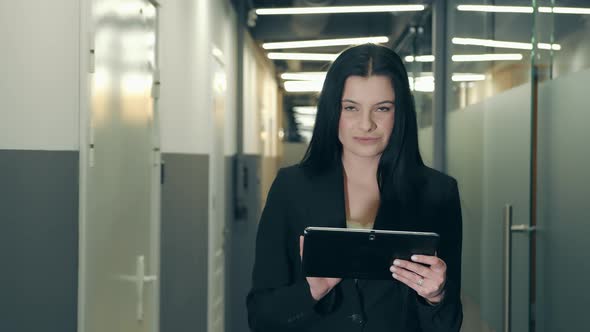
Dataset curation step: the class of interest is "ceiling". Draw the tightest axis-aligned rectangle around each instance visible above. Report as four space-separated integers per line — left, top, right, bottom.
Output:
235 0 435 141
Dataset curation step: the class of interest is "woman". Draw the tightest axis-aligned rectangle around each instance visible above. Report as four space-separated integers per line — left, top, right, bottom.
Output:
247 43 462 332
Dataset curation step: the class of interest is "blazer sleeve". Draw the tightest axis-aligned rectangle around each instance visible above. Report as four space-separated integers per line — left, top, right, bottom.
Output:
415 178 463 332
246 169 330 331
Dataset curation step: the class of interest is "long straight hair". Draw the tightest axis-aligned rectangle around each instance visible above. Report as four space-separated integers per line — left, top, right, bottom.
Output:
300 43 424 206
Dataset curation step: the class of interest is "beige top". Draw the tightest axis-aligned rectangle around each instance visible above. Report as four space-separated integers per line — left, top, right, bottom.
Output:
346 219 374 230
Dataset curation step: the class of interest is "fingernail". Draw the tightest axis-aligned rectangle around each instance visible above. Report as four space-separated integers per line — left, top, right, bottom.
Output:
411 255 418 261
390 266 396 273
393 260 401 266
392 273 397 278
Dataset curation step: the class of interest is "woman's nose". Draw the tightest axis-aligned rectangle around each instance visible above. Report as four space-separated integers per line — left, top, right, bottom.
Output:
359 112 376 132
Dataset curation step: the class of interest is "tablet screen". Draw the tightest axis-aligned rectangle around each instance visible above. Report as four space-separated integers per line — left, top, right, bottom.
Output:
302 227 439 280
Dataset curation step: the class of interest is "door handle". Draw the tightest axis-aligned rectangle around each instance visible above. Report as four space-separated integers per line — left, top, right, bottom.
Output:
116 255 157 321
504 204 513 332
504 204 537 332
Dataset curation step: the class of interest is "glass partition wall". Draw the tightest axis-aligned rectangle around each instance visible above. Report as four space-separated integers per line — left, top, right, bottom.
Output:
396 13 436 168
446 1 590 331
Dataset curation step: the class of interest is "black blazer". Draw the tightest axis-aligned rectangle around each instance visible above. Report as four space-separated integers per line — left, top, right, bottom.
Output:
247 163 463 332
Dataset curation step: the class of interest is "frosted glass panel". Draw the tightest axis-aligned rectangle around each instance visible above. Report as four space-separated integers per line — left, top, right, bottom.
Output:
447 105 483 305
481 84 531 332
81 1 159 331
446 83 531 332
536 68 590 332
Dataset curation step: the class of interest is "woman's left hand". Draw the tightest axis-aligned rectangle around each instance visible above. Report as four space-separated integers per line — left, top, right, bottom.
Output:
390 255 447 304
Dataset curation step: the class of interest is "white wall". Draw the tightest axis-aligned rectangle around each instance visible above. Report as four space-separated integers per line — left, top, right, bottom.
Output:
243 43 260 155
0 0 80 151
159 0 209 154
212 0 238 157
159 0 237 155
243 35 279 156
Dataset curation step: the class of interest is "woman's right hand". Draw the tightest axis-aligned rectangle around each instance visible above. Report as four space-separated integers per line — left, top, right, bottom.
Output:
299 235 342 301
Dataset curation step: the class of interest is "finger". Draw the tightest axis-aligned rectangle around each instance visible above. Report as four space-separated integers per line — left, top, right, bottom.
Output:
390 265 424 287
392 271 442 299
411 255 446 271
393 259 432 279
392 271 421 294
299 236 304 259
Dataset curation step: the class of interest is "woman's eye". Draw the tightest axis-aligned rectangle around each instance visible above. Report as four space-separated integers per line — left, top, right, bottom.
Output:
376 107 391 112
343 106 356 111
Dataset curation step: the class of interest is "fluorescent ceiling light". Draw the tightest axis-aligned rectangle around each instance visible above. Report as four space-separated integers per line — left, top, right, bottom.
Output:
293 106 317 115
268 52 338 61
404 53 523 62
263 36 388 50
457 5 533 13
452 53 523 61
537 43 562 51
539 6 590 14
281 72 327 80
299 131 313 143
408 77 435 92
255 5 425 15
284 80 323 92
452 37 561 51
407 73 485 91
452 73 486 82
458 4 590 15
294 116 317 127
404 55 435 62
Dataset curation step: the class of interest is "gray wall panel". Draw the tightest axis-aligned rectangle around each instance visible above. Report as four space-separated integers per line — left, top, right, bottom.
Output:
0 150 79 332
160 153 209 332
228 154 262 332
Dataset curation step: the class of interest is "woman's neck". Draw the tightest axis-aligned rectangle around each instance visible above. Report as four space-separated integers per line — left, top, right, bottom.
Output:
341 152 380 184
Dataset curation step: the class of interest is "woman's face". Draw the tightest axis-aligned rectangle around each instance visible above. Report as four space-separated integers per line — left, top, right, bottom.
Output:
338 75 395 160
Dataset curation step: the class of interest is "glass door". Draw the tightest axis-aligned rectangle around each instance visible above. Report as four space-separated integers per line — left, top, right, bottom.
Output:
446 1 536 331
79 1 160 331
534 1 590 331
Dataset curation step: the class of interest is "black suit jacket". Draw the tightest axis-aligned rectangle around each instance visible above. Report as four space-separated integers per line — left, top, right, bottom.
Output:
247 163 463 332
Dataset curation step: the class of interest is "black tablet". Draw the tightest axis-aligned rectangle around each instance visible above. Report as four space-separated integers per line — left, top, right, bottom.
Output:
302 227 440 280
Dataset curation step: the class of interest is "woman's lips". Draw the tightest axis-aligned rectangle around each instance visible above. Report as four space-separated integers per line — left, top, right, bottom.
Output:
354 137 380 143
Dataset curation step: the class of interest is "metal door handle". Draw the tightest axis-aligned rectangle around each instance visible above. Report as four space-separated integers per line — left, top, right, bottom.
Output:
116 255 157 321
504 204 537 332
504 204 512 332
511 224 537 232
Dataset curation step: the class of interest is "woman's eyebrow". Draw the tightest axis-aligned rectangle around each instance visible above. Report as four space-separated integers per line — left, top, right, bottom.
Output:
341 99 395 105
374 100 395 105
341 99 358 104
